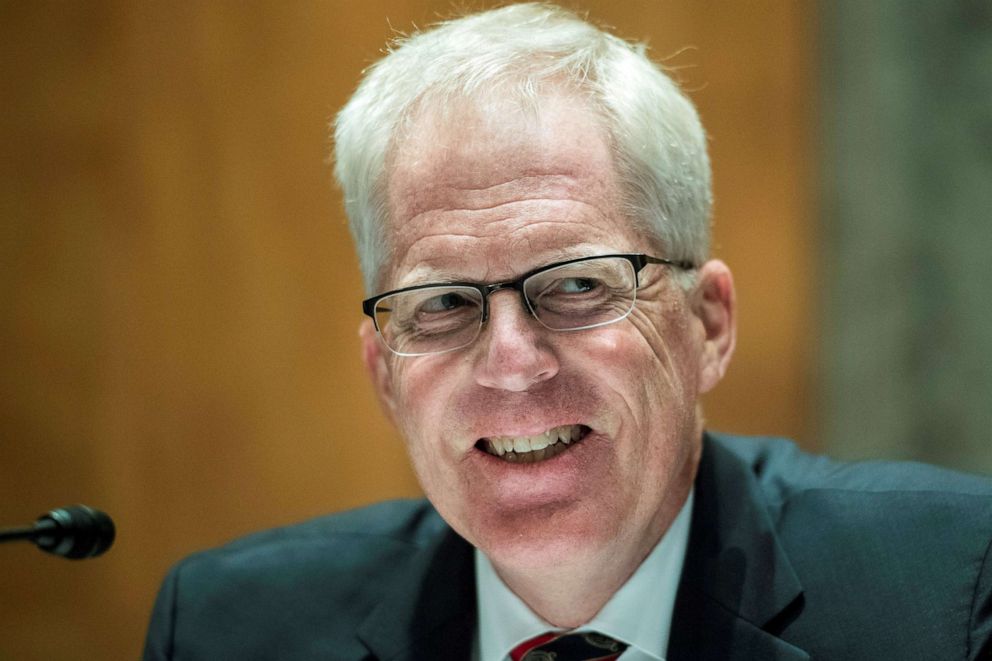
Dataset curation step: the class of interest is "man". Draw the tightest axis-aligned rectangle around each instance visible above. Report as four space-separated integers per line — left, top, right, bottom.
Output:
143 4 992 659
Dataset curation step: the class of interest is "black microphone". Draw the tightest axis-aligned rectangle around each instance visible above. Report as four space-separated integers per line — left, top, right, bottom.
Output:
0 505 116 559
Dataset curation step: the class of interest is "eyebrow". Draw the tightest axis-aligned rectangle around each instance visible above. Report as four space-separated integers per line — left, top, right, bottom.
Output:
396 245 613 288
394 265 464 288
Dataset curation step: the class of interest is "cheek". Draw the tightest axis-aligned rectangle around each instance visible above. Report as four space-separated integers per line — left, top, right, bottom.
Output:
579 316 700 463
388 356 464 461
575 324 698 525
584 314 696 401
630 302 700 392
391 355 448 413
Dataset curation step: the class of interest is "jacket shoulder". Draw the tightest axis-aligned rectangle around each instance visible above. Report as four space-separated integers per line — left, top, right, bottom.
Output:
707 432 992 570
708 431 992 501
175 499 448 585
704 432 992 659
143 499 450 660
208 498 447 554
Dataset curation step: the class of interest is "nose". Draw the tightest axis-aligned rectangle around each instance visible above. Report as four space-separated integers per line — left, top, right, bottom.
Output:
473 290 559 392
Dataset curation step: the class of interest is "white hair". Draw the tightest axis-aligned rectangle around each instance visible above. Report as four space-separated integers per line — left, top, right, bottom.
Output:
334 2 711 293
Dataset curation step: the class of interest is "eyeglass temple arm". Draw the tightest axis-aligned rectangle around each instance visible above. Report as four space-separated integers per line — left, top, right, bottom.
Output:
643 255 696 271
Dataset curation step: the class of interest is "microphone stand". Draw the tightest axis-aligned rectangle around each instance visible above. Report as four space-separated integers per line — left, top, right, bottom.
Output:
0 524 42 543
0 505 115 559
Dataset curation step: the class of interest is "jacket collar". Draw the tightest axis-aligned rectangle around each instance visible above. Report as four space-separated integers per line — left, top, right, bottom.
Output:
357 519 476 660
667 433 808 660
358 432 808 660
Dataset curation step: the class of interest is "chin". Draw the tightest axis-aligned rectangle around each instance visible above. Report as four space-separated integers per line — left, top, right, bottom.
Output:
457 499 619 569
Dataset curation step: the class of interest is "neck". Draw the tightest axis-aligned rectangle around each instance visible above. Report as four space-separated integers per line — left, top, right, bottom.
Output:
491 482 693 628
495 552 637 627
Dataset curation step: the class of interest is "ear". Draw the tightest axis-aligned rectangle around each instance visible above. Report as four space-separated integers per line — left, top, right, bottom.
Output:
691 259 737 394
360 318 398 423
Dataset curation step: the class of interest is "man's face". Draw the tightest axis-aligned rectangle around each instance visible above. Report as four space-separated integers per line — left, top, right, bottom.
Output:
362 93 733 573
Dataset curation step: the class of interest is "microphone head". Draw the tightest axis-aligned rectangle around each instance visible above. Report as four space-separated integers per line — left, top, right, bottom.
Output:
34 505 116 559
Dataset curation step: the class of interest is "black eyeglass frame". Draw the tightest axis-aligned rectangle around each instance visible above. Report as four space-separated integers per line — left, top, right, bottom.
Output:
361 253 696 329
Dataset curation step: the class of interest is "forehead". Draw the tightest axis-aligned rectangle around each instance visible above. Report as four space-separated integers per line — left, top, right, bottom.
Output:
390 92 610 210
384 93 639 286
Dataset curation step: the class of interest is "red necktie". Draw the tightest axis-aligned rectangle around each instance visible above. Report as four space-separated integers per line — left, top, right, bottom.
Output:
510 631 628 661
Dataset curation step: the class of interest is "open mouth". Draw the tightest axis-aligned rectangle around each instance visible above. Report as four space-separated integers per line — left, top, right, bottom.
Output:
476 424 591 464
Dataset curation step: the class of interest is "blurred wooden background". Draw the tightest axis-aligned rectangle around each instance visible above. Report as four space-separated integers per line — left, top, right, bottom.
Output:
0 1 814 658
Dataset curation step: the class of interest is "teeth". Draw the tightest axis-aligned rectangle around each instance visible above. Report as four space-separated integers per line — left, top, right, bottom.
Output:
484 425 584 459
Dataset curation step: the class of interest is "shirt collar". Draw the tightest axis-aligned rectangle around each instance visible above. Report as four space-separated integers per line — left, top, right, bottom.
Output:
475 490 694 661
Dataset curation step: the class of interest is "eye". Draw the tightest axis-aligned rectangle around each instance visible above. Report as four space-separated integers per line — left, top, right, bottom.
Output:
555 277 601 294
419 291 475 313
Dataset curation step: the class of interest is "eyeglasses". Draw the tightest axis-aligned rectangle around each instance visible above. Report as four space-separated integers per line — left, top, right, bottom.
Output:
362 253 695 357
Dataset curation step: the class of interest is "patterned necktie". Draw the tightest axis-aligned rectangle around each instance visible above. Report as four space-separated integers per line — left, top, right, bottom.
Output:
510 631 628 661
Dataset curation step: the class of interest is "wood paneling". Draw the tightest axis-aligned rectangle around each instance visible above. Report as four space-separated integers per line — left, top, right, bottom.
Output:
0 2 813 658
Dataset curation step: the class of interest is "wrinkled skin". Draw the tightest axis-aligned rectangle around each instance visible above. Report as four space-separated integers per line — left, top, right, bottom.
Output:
361 92 735 624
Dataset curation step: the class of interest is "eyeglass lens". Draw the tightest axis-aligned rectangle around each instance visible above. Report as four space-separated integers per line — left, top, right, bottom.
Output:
373 256 638 356
375 286 485 356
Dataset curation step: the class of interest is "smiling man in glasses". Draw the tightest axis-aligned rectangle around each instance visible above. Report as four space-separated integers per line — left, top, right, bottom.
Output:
144 4 992 660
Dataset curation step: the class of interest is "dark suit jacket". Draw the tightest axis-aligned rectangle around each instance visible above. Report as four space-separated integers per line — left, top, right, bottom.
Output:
143 433 992 660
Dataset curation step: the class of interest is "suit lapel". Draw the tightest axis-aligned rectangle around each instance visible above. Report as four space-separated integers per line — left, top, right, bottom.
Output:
668 434 809 661
357 523 477 660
